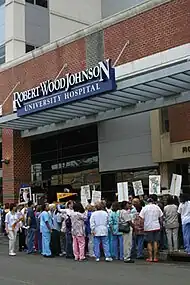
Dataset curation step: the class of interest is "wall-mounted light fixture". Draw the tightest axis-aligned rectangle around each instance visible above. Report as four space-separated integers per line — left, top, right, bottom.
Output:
1 159 10 165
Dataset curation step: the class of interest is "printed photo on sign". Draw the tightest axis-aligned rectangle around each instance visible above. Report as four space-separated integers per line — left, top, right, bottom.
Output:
117 182 128 202
170 174 182 197
19 187 32 204
81 185 91 200
132 180 144 196
91 191 101 206
80 187 89 208
149 175 161 195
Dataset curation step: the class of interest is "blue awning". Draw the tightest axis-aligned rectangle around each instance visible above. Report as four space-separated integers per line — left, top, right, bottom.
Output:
0 44 190 137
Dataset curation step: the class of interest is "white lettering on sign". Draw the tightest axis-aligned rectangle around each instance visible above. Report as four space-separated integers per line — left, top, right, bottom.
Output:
13 59 111 109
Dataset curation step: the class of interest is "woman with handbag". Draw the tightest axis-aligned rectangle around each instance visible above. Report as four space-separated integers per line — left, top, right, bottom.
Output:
119 201 134 263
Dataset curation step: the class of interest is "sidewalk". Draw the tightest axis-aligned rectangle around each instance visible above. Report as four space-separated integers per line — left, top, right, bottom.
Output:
0 234 189 262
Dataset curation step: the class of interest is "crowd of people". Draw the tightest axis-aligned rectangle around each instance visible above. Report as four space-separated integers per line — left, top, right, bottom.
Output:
1 193 190 262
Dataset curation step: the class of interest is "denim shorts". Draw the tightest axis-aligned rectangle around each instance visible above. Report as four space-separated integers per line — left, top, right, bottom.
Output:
145 230 160 242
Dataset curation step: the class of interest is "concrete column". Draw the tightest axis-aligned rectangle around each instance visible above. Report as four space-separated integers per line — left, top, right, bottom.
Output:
5 0 25 62
160 162 169 189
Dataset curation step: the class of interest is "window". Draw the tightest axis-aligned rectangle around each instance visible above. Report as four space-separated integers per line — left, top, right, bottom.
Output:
0 0 5 6
36 0 48 8
26 0 34 3
25 44 39 53
161 108 169 133
0 44 5 65
26 44 35 53
25 0 48 8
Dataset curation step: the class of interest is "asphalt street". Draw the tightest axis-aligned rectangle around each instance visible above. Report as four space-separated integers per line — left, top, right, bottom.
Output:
0 240 189 285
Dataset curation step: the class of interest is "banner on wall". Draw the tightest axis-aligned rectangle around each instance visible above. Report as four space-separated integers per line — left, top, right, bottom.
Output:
170 174 182 197
149 175 161 195
117 182 129 202
132 180 144 196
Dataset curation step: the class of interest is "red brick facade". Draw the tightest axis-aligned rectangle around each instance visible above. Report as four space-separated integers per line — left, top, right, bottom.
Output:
0 0 190 202
2 129 31 203
168 103 190 143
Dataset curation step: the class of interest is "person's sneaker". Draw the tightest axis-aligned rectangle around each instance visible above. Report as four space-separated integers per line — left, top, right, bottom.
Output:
124 259 134 263
9 252 16 256
105 257 113 262
96 258 100 262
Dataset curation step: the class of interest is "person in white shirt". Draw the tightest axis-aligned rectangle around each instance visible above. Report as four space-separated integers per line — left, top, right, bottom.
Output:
178 194 190 254
139 198 163 262
5 203 21 256
90 202 112 262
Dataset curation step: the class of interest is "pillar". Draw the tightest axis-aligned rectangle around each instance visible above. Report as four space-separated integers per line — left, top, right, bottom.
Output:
159 162 169 189
2 129 31 204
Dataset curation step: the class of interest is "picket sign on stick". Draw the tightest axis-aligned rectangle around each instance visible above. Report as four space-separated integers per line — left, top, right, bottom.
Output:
170 174 182 197
80 185 90 207
117 182 129 202
91 191 101 206
149 175 161 195
132 180 144 196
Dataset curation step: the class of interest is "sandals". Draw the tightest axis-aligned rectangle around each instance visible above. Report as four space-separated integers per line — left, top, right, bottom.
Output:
146 258 159 262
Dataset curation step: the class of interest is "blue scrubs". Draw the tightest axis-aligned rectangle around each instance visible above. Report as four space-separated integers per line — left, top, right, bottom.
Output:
40 211 52 256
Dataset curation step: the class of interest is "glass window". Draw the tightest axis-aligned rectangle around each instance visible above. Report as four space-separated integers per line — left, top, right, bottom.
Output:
26 0 34 4
0 0 5 6
36 0 48 8
26 44 35 53
0 44 5 65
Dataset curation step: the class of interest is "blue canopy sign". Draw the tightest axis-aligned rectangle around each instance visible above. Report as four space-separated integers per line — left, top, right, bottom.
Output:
13 59 116 117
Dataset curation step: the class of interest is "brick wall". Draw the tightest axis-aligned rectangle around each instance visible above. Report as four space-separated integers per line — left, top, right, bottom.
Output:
2 129 31 203
104 0 190 65
0 39 86 115
168 103 190 143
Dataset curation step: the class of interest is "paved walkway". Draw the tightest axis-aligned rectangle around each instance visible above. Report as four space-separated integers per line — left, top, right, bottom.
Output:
0 242 189 285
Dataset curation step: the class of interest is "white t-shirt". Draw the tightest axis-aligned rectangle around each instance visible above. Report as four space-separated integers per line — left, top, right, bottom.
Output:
139 203 163 232
5 211 19 231
178 201 190 225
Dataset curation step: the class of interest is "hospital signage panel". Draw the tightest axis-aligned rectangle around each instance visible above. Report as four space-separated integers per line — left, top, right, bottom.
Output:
14 59 116 117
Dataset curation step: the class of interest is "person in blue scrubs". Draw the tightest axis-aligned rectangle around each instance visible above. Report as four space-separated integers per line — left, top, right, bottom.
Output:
40 203 53 258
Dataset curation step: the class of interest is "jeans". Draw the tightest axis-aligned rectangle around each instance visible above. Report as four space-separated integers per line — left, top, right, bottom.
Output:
27 228 36 253
94 236 110 259
66 232 73 257
108 229 113 257
60 232 66 254
8 230 17 254
72 236 85 260
87 234 94 257
37 230 42 253
112 235 124 260
182 223 190 254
